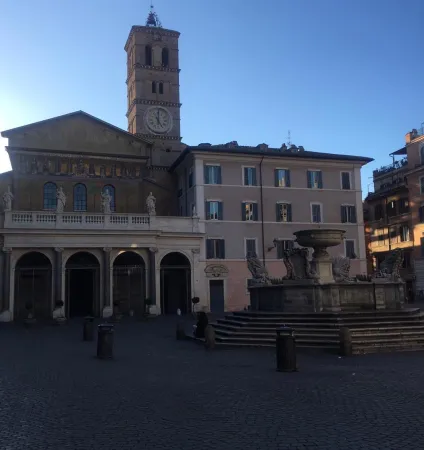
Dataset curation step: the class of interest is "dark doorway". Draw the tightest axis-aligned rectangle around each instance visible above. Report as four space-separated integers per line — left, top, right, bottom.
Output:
160 252 191 315
14 252 52 321
66 252 99 318
209 280 225 313
113 252 145 315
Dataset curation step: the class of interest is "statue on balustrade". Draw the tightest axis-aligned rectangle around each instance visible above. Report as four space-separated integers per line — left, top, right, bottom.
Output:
101 190 112 214
2 186 14 212
56 187 66 213
146 192 156 216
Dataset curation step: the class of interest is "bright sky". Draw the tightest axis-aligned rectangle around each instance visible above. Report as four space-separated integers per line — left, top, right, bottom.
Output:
1 0 423 195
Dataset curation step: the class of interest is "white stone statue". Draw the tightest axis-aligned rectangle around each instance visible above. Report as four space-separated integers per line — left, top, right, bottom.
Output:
101 190 112 214
192 205 198 218
56 186 66 213
146 192 156 216
2 186 14 212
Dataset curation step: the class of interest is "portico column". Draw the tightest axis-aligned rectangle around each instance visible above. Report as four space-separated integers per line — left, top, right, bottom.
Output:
0 247 12 321
148 247 158 312
102 247 112 317
54 248 64 307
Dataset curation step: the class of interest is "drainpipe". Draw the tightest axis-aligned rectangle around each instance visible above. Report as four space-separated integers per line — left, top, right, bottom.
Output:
259 156 265 266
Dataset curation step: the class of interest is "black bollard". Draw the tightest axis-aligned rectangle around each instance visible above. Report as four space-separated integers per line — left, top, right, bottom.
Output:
339 327 352 357
83 316 95 341
276 326 297 372
97 324 114 359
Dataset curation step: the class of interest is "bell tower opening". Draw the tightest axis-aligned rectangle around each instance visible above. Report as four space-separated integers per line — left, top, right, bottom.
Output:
125 4 182 166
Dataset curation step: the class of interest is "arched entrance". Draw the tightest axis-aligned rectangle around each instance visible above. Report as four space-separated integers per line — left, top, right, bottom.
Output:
160 252 191 315
14 252 52 321
66 252 100 318
113 251 145 315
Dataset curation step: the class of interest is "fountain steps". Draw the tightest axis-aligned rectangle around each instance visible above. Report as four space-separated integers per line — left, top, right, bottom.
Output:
211 309 424 353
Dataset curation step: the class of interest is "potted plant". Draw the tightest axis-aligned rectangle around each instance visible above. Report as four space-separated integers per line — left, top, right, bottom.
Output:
191 296 200 315
24 301 36 327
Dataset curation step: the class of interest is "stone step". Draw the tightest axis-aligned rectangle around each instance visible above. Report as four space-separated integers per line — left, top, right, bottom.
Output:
216 335 339 345
213 324 340 334
215 329 339 339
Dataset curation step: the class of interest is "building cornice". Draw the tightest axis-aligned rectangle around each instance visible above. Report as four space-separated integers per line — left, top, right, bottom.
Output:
126 63 180 82
136 133 180 141
125 26 180 51
126 98 182 117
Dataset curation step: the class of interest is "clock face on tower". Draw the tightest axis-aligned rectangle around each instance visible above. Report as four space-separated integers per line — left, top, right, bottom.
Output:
144 106 173 134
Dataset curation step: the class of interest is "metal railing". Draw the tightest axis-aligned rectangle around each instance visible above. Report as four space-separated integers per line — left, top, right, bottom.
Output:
373 157 408 177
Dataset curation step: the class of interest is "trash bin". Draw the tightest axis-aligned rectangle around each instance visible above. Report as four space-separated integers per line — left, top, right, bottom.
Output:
97 323 114 359
276 326 297 372
83 316 95 341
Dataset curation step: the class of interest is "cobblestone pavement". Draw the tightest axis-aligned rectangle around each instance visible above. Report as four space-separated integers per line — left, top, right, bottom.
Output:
1 318 424 450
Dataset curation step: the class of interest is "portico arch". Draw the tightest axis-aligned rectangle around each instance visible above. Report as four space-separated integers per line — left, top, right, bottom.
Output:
112 251 146 316
14 251 52 321
160 252 191 315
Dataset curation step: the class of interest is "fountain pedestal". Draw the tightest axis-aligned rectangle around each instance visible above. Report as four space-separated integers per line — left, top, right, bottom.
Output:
311 247 335 284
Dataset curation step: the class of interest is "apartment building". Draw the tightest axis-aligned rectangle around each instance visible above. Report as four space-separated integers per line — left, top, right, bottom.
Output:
172 144 371 311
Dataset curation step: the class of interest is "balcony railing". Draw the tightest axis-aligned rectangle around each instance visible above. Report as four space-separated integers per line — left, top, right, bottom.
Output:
373 157 408 177
3 211 205 234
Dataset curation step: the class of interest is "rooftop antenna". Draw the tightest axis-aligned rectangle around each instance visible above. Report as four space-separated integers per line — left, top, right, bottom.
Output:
287 130 291 146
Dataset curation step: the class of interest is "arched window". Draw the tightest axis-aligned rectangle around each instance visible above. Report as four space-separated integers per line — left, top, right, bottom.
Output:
152 81 156 94
43 182 57 210
162 48 169 67
145 45 152 65
73 183 87 211
159 82 164 95
102 185 116 212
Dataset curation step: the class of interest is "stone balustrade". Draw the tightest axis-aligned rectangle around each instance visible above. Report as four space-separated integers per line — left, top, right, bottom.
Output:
3 211 204 233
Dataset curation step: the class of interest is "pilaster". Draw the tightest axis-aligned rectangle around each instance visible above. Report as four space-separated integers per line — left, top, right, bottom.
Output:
102 247 113 318
0 247 12 321
148 247 158 313
54 248 64 306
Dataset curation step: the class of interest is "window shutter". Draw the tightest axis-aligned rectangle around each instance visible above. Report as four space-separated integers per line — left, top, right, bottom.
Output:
342 172 350 189
218 202 223 220
307 171 312 188
318 171 323 188
206 239 213 259
351 206 357 223
287 204 292 222
204 166 209 184
219 240 226 259
286 170 291 187
341 206 347 223
253 203 258 221
276 203 281 222
252 168 257 186
243 168 248 185
241 202 246 221
217 167 222 184
274 169 279 187
288 240 294 250
205 201 210 220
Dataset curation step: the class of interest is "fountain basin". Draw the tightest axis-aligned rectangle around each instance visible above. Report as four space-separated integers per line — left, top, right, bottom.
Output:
294 229 346 249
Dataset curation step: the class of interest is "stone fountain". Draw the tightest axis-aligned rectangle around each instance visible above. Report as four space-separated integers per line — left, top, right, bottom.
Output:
247 228 405 313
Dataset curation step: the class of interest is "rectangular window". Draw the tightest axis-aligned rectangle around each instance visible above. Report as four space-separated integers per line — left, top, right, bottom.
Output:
420 177 424 194
204 165 222 185
402 252 411 269
276 203 292 222
400 224 410 242
386 200 397 217
341 205 357 223
377 228 385 247
345 240 356 259
307 170 323 189
311 203 322 223
274 169 291 187
242 202 258 221
188 167 193 188
245 238 257 257
276 240 294 259
341 171 351 190
399 198 409 214
389 226 398 244
374 204 384 220
206 239 225 259
243 167 257 186
205 201 223 220
420 205 424 223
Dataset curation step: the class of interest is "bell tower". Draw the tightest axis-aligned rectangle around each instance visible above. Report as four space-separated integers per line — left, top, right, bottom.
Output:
125 5 182 165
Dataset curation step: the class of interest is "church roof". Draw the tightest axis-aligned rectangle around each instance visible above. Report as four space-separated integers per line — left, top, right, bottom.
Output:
1 110 152 145
169 144 373 172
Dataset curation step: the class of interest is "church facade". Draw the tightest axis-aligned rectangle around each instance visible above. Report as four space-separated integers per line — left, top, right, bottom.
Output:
0 9 372 321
